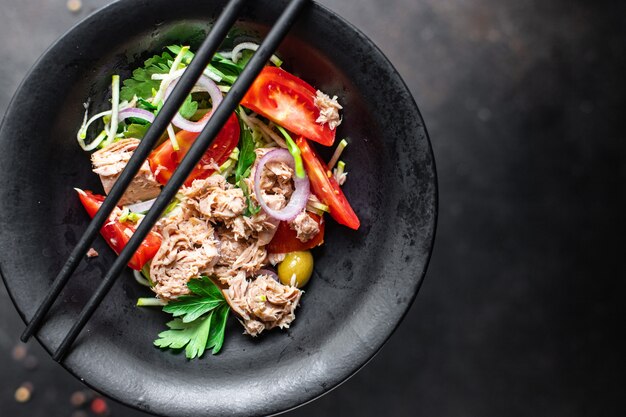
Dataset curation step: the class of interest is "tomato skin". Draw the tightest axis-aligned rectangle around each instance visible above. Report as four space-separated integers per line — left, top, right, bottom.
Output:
296 137 360 230
148 112 240 187
240 67 336 146
76 190 162 271
267 213 325 253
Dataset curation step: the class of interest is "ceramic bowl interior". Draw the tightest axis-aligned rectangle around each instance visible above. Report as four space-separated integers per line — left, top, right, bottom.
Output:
0 1 436 416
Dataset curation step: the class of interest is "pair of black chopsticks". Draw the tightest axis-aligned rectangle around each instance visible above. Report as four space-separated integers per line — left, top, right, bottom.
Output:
21 0 310 362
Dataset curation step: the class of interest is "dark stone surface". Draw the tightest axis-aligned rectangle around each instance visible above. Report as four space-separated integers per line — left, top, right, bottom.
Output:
1 0 624 416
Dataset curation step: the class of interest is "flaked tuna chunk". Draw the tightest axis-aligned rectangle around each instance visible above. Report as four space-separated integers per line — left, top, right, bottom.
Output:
182 176 246 220
289 210 321 242
225 211 279 242
224 274 302 336
213 229 268 284
150 216 220 300
166 176 278 285
314 90 342 130
246 148 295 211
267 252 286 266
91 138 161 206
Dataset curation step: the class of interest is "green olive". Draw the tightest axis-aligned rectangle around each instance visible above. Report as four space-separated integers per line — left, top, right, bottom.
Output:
277 251 314 288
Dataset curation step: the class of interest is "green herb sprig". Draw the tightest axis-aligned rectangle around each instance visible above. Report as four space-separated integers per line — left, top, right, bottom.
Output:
154 276 230 359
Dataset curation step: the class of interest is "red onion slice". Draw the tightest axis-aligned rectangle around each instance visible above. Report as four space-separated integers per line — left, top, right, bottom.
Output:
118 108 156 124
125 198 156 213
164 74 223 132
257 268 279 282
253 149 310 222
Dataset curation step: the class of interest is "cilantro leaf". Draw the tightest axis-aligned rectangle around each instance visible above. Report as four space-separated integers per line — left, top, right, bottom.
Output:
120 52 173 101
155 276 230 359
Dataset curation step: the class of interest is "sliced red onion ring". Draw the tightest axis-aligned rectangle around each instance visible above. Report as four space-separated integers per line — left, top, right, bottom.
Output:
118 108 156 124
257 268 279 282
254 149 310 222
164 74 223 132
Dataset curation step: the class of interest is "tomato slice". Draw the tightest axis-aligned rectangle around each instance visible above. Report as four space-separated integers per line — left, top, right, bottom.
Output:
148 112 240 187
240 67 336 146
296 137 360 230
267 213 325 253
76 189 162 271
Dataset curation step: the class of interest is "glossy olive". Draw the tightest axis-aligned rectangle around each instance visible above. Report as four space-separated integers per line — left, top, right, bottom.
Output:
278 251 314 288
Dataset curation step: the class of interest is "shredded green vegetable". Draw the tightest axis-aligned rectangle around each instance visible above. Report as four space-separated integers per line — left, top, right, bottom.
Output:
137 298 166 307
276 125 306 179
328 138 348 170
105 75 120 146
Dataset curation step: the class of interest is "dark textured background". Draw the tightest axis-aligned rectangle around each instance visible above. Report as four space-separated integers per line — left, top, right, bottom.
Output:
1 0 624 416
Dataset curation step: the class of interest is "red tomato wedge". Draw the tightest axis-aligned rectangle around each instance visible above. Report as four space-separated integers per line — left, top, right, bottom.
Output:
148 112 240 187
76 189 162 271
267 213 325 253
240 66 336 146
296 137 360 230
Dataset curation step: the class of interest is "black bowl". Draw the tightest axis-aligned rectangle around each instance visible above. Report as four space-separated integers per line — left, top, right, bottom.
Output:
0 0 437 416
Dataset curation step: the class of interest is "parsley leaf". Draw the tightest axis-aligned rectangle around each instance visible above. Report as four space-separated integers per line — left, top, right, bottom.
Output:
233 111 261 217
136 98 158 111
120 52 173 101
123 123 149 139
154 317 212 359
166 45 195 65
167 45 241 85
207 304 229 354
178 94 199 119
187 276 224 299
241 180 261 217
235 114 256 184
163 277 225 323
154 276 230 359
236 50 254 68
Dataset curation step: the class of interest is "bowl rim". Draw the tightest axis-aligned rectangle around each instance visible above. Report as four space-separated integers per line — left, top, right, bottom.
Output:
0 0 438 415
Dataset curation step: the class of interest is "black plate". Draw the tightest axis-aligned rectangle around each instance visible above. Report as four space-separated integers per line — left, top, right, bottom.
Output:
0 0 436 415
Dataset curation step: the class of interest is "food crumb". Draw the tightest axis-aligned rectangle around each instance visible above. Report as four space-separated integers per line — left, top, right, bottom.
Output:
11 343 27 361
67 0 82 13
87 248 99 258
14 383 33 403
91 397 108 415
70 391 87 407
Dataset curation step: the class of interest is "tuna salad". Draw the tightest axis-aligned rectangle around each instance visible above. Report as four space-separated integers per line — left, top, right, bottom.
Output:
75 43 359 359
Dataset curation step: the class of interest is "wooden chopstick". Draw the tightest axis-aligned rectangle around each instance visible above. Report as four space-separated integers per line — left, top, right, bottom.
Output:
50 0 310 362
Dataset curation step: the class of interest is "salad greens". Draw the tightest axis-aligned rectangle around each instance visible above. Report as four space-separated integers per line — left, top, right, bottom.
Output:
235 111 262 217
77 41 344 359
167 44 256 85
277 125 306 179
154 276 230 359
120 52 173 101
